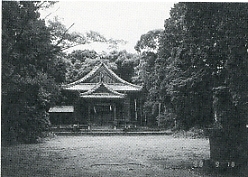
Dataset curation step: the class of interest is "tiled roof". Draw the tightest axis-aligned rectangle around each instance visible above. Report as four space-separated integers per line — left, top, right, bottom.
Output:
80 82 126 99
62 62 142 92
80 94 125 99
64 83 141 92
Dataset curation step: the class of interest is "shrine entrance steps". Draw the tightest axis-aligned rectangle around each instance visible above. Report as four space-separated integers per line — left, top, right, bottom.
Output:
52 125 173 136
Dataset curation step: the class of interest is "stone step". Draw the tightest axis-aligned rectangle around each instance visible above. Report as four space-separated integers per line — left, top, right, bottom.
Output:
80 129 123 132
55 131 173 136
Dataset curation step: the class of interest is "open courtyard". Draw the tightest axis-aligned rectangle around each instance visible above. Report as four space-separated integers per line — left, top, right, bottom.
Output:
0 135 223 177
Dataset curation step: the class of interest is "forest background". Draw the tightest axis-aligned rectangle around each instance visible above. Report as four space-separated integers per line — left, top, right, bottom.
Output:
2 2 248 145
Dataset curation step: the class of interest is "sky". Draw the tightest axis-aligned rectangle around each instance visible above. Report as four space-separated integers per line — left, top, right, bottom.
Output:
40 1 176 53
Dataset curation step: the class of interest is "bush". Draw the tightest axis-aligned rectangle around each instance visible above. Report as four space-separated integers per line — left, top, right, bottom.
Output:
172 127 206 139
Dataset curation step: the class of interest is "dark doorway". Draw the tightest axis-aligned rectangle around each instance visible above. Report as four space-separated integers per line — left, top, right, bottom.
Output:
91 103 114 127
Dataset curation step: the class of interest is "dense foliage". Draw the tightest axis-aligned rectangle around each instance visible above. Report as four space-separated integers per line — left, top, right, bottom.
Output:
64 49 139 84
2 1 66 144
2 2 247 147
136 3 248 130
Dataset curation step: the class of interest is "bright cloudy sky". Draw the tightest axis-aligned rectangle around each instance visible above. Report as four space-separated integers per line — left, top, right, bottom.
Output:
40 1 176 53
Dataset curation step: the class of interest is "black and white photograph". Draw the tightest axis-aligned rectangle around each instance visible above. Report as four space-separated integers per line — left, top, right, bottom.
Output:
2 1 248 176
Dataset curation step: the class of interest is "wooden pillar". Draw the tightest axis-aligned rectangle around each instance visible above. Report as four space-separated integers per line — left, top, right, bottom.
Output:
122 97 131 128
134 99 137 127
73 98 80 124
73 102 77 124
134 99 137 120
88 104 91 130
113 103 117 129
127 97 131 122
121 101 126 128
139 99 142 125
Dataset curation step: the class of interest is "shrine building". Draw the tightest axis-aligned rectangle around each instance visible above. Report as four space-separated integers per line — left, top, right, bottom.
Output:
49 62 143 129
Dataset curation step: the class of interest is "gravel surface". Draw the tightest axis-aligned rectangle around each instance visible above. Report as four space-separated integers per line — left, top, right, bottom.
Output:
1 135 232 177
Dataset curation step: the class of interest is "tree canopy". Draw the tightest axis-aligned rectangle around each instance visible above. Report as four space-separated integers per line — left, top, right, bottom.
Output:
2 1 66 144
135 3 248 130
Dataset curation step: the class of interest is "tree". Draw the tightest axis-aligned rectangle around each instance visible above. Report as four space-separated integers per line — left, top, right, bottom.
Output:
2 1 66 144
47 17 86 51
141 3 248 131
151 3 215 129
139 2 248 162
134 29 162 86
183 2 248 161
134 29 164 126
64 49 140 84
113 50 138 83
184 2 248 117
134 29 163 54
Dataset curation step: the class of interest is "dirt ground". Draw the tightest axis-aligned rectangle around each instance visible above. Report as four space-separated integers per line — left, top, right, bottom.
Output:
1 135 244 177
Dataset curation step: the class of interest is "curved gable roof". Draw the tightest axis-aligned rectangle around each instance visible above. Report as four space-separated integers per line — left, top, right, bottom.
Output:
63 62 142 92
80 82 126 99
